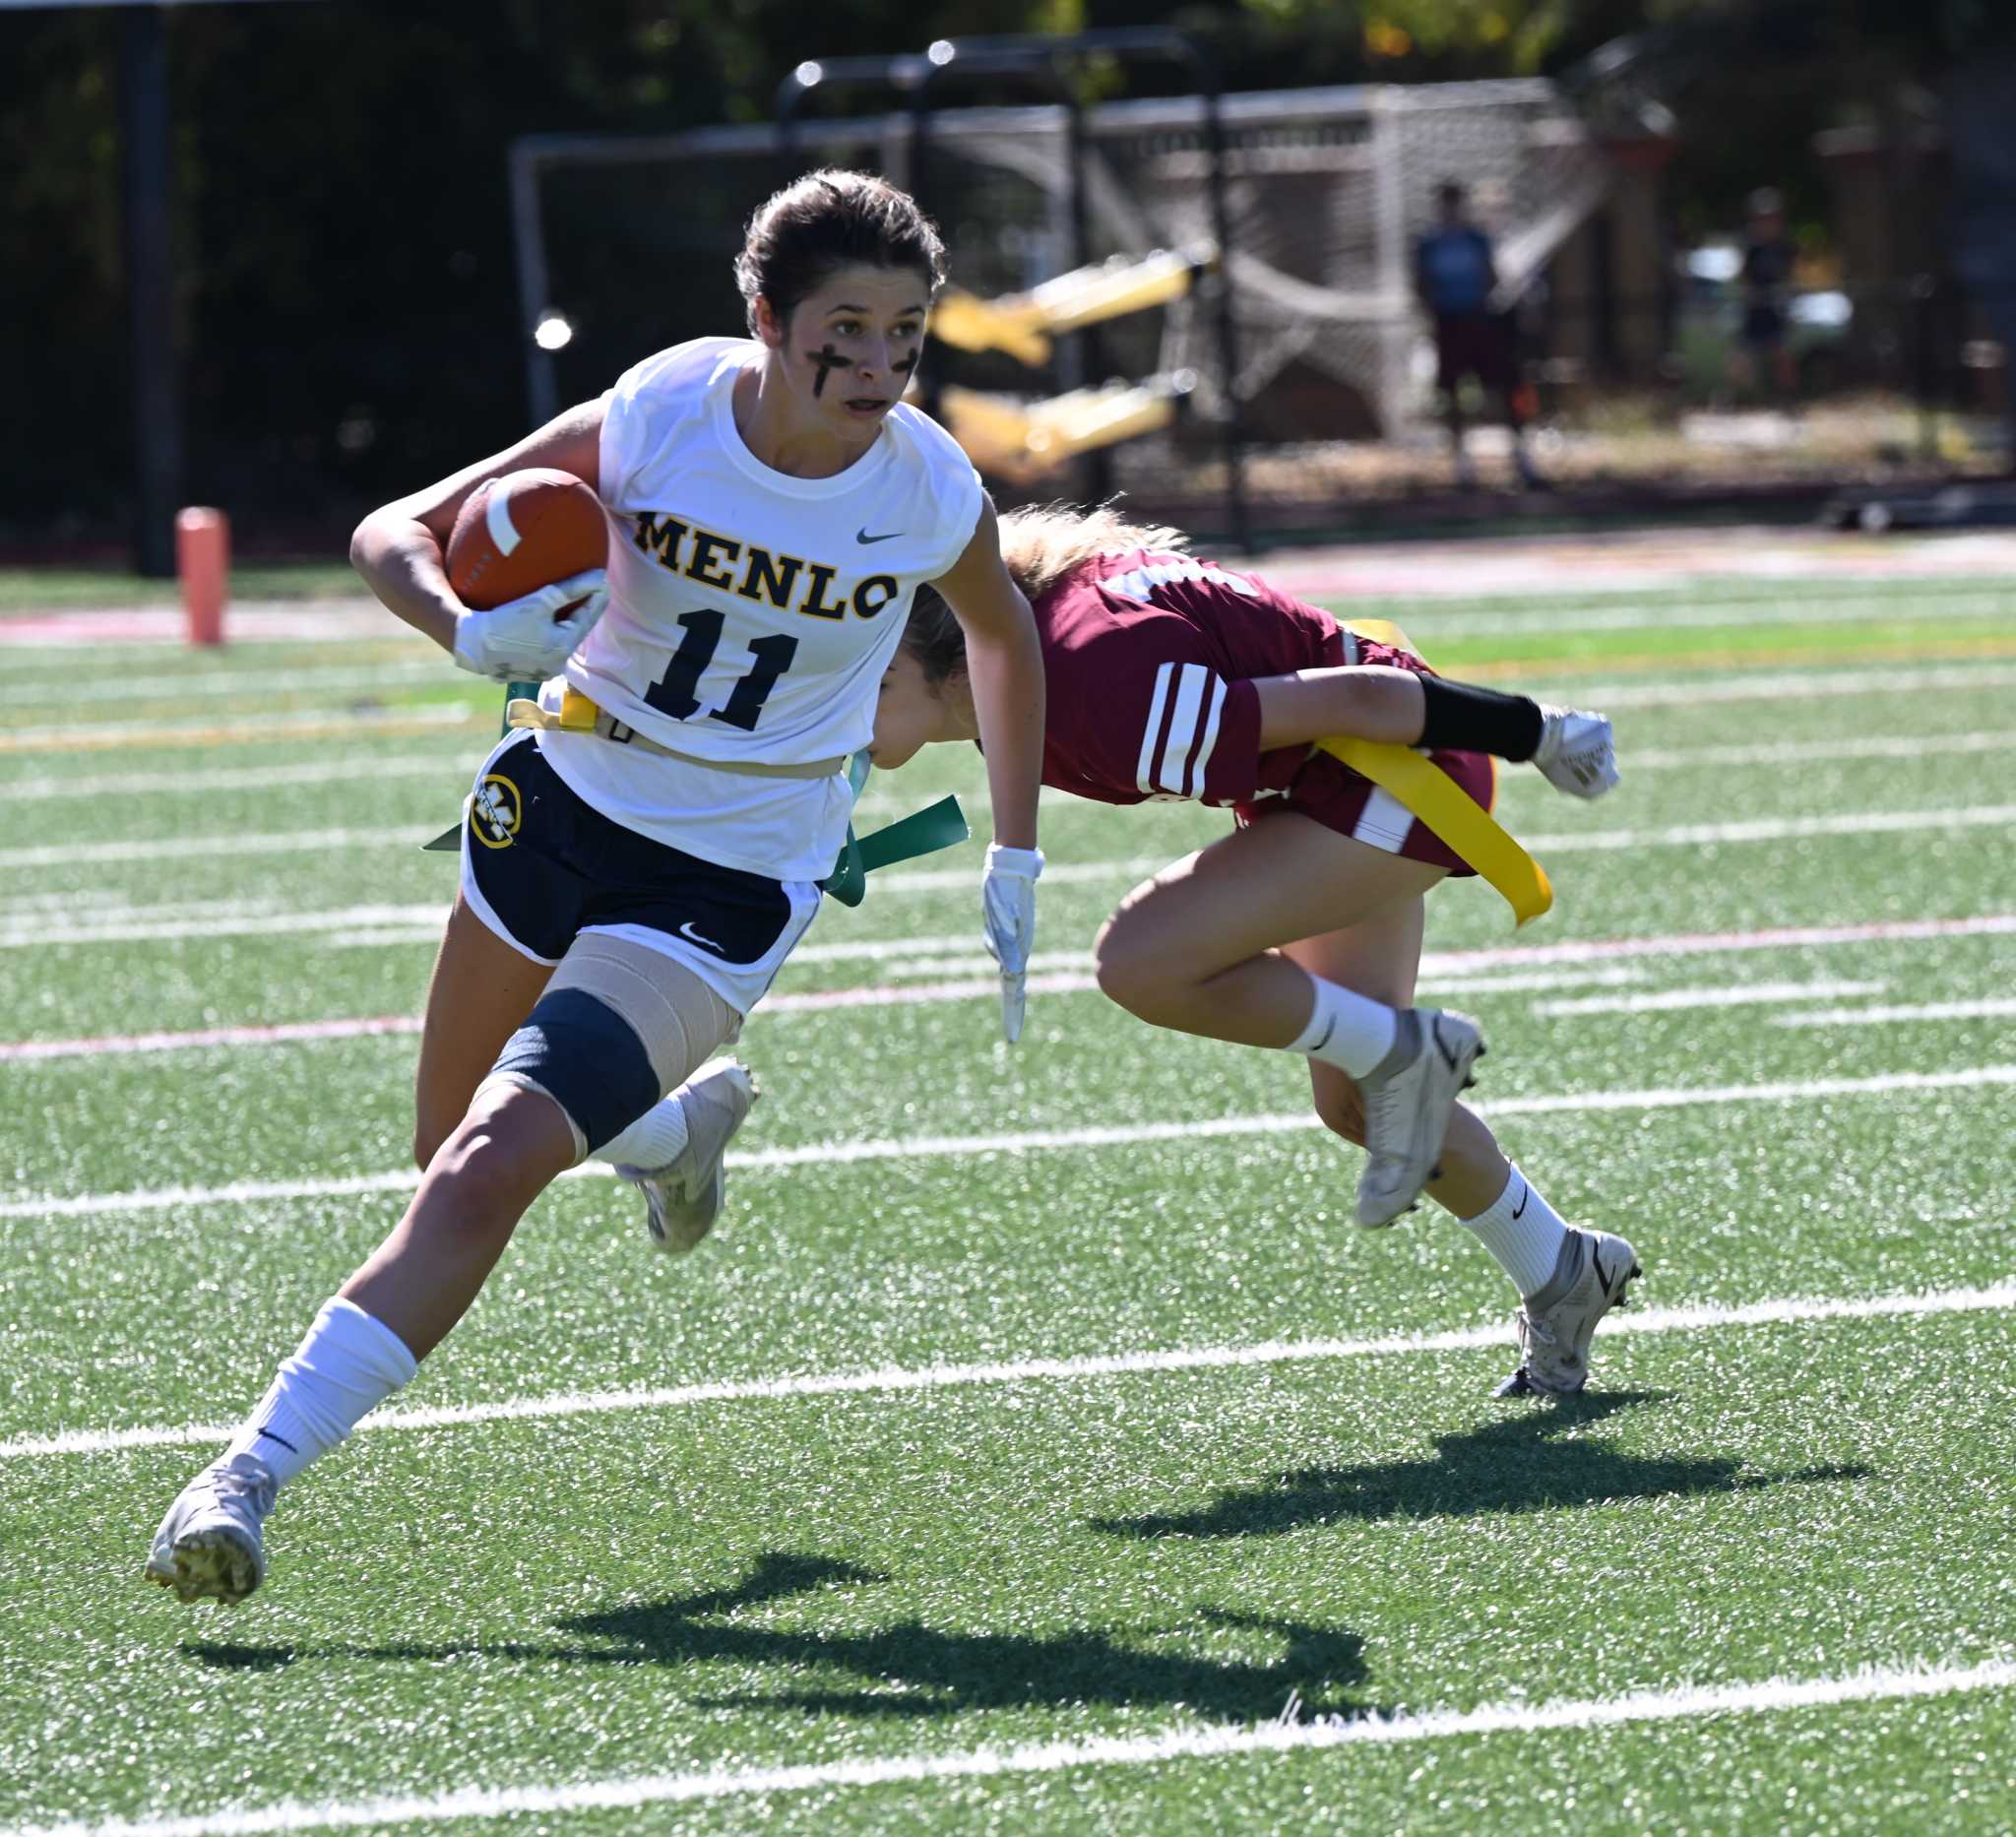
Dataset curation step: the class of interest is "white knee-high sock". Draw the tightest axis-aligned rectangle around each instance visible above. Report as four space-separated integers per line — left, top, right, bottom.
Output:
223 1298 417 1489
597 1092 690 1172
1459 1164 1571 1299
1285 971 1399 1079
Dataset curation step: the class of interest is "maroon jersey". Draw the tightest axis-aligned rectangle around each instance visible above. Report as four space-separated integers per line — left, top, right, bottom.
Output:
1031 548 1346 807
1029 547 1493 878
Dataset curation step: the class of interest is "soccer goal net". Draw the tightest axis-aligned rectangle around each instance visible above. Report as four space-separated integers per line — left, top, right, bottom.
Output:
511 78 1607 510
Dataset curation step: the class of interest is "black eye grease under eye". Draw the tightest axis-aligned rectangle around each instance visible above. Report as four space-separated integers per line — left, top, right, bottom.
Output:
805 344 849 397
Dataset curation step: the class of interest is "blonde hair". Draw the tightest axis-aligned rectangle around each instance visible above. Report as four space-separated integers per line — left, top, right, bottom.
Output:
901 501 1193 689
996 501 1190 602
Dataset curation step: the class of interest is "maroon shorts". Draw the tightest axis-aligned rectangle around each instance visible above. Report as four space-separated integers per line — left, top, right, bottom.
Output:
1233 747 1496 876
1434 311 1515 394
1229 637 1496 876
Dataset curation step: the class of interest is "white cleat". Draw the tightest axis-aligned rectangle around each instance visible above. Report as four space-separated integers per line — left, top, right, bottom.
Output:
1354 1007 1484 1228
1495 1228 1643 1397
145 1452 275 1606
1533 707 1619 799
618 1059 760 1255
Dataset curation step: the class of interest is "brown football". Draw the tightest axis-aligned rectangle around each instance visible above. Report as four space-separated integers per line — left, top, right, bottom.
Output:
447 468 608 612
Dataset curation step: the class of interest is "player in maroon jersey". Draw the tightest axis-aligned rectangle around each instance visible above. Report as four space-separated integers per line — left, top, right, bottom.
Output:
872 502 1637 1396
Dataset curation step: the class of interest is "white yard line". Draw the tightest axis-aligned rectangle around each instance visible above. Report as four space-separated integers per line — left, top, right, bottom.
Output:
726 1066 2016 1172
0 904 445 952
2 1063 2011 1224
5 917 2009 1056
10 906 2008 966
1533 980 1886 1018
0 726 1999 828
1418 911 2016 973
763 972 1099 1011
791 931 1028 964
0 967 1649 1059
1518 802 2016 855
0 1016 428 1061
0 754 468 803
17 660 447 708
1573 661 2016 709
6 1657 2014 1836
0 828 433 869
1396 587 2016 636
1774 998 2016 1028
1627 728 2016 772
11 799 2007 875
0 702 477 754
4 1278 2012 1462
4 722 1999 806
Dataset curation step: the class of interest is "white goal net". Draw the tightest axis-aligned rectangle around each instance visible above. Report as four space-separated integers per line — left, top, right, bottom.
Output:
514 78 1609 498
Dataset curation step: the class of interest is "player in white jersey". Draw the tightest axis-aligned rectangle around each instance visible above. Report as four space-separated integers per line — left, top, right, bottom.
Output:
146 170 1046 1606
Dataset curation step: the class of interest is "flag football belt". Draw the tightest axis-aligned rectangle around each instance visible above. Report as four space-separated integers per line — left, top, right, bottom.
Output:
506 685 845 780
821 751 968 908
418 683 969 900
1326 618 1553 928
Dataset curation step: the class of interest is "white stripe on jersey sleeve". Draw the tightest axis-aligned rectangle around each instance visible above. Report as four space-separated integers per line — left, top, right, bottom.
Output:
1136 662 1175 796
1154 664 1209 796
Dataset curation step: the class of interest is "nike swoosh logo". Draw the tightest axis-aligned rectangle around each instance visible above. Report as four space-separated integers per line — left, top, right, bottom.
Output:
677 921 724 953
1590 1243 1615 1297
855 528 904 544
1511 1180 1529 1221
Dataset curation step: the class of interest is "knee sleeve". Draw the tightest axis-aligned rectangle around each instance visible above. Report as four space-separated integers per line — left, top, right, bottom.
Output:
478 933 738 1161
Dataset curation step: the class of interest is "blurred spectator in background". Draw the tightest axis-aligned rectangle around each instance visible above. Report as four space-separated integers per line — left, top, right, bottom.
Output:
1416 179 1544 491
1736 186 1798 401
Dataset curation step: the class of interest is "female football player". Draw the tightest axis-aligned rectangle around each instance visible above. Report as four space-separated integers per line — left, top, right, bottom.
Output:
147 170 1047 1605
870 501 1638 1398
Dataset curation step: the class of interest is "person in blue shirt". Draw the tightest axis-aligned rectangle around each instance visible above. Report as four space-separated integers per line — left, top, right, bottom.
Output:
1736 187 1797 402
1415 181 1543 490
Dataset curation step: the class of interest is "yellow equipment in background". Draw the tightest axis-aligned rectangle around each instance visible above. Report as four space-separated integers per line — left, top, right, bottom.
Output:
922 245 1214 482
935 372 1195 486
930 247 1213 366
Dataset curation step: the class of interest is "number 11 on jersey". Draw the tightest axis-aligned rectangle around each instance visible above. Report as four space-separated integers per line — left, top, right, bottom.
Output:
645 609 800 732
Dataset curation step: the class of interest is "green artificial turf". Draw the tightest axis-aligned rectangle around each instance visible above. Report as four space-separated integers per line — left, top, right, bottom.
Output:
1 567 2013 1834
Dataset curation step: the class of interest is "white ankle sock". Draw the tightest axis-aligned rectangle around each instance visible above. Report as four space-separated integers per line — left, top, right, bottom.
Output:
1459 1165 1570 1299
598 1092 689 1172
1285 973 1399 1079
223 1298 417 1490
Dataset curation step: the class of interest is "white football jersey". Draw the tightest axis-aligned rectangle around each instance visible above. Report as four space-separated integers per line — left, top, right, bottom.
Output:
539 337 983 880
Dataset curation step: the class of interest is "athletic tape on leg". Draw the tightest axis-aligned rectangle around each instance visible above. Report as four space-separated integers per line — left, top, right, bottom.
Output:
478 933 737 1161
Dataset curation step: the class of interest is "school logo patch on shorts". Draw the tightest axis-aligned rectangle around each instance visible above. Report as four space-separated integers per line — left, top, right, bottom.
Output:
471 773 523 850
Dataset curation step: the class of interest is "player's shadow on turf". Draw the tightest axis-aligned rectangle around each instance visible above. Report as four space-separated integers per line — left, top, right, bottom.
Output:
1090 1391 1869 1540
571 1552 1377 1724
313 1551 1382 1724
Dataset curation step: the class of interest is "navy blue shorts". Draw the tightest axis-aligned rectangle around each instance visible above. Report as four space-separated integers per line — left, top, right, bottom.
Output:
460 730 820 1013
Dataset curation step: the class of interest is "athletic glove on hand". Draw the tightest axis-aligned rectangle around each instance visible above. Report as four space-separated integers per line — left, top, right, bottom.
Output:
1533 706 1620 799
981 843 1043 1045
452 569 610 682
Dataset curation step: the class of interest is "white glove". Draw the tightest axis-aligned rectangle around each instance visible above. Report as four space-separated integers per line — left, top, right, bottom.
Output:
1532 706 1620 799
452 569 609 682
981 843 1043 1045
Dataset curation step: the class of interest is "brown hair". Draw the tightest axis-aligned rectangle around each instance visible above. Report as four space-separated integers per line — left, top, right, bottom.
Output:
900 501 1191 687
734 169 948 333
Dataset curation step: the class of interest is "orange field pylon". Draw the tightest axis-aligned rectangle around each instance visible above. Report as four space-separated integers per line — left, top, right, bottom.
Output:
176 506 229 647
